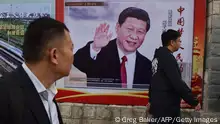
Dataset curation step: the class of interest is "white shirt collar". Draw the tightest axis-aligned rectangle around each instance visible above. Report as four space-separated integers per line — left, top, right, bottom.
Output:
116 41 136 89
116 43 136 63
22 63 58 96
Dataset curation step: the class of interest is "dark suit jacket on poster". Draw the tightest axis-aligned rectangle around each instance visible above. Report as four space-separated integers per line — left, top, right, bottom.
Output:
74 38 152 88
0 66 63 124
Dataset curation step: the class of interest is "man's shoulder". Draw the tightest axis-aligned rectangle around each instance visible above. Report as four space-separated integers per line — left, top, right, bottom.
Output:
0 71 17 92
136 51 151 64
1 71 14 82
82 39 116 52
86 38 116 46
96 38 117 55
102 38 117 49
0 66 23 86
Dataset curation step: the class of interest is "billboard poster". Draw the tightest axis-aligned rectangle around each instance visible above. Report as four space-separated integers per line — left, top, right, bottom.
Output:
0 3 52 77
0 0 206 107
55 0 206 106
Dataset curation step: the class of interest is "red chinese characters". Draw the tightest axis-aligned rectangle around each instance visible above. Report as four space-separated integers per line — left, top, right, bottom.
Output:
176 53 183 62
177 6 185 16
178 28 184 35
177 17 184 26
176 6 185 73
176 53 184 72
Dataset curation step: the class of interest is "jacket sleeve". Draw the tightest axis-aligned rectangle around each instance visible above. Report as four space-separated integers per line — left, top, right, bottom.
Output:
160 53 199 107
0 79 10 124
73 41 99 77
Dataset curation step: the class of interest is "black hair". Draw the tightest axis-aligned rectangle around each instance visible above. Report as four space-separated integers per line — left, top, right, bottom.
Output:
118 7 150 32
23 17 69 63
161 29 181 46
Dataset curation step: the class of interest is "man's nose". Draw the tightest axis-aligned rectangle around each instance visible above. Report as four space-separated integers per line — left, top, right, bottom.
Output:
129 33 138 40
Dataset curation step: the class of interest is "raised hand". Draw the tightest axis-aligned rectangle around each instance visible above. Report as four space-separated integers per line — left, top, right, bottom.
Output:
92 23 113 52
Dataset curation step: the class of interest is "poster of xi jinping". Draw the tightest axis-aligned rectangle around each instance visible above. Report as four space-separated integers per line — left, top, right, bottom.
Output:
55 0 205 105
64 0 194 89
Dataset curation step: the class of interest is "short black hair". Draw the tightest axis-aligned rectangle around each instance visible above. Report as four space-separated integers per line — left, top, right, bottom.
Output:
23 17 69 63
161 29 181 46
118 7 150 32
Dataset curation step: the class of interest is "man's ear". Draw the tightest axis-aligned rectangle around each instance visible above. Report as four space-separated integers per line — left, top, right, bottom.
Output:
49 48 58 65
170 40 175 46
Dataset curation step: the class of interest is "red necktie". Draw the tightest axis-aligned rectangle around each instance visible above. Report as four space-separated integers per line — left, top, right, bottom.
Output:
121 56 127 88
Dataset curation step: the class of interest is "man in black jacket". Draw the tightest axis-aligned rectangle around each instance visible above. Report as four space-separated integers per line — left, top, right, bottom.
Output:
149 29 201 124
0 17 74 124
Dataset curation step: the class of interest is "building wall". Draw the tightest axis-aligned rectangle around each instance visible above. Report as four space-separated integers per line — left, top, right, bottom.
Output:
58 0 220 123
204 0 220 113
58 103 202 124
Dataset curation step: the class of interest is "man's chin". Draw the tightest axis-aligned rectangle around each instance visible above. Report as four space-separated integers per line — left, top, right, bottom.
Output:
59 72 70 79
64 72 70 77
176 48 180 52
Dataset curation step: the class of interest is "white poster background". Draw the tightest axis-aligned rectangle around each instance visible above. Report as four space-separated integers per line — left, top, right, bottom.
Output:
59 0 194 93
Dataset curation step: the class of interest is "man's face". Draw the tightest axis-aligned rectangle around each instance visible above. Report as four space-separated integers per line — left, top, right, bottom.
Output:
56 30 74 77
116 17 147 53
171 37 181 52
